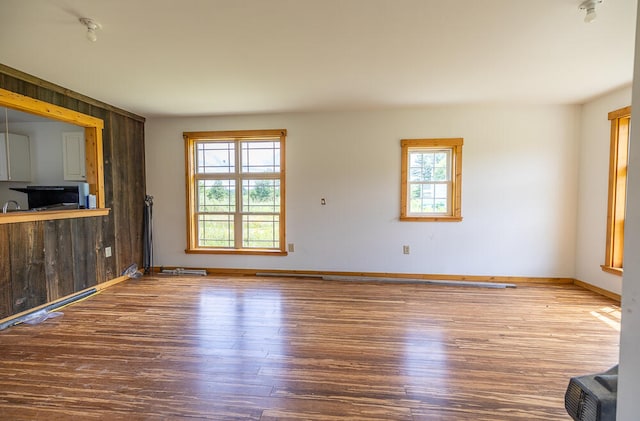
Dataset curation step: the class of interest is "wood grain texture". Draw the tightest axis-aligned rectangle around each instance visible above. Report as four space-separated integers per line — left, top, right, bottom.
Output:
0 225 11 316
9 222 46 314
0 208 110 225
0 69 145 320
44 219 75 302
0 276 620 420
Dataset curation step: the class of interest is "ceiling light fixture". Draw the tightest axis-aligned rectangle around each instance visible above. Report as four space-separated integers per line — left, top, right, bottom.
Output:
79 17 102 42
579 0 603 23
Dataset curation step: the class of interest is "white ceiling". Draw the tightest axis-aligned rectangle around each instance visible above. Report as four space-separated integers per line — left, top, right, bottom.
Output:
0 0 637 118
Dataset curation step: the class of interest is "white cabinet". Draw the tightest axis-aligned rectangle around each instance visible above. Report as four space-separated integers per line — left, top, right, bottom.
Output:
0 133 31 181
63 131 86 181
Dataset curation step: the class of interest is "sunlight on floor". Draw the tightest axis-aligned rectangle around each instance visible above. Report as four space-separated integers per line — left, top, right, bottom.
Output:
590 306 621 331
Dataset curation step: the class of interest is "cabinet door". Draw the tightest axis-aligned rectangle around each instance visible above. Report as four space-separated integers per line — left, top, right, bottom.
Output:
63 132 86 181
6 133 31 182
0 134 8 181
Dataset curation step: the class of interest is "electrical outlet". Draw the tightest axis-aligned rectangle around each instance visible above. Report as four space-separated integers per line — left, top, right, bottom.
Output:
403 245 410 254
288 243 295 252
105 246 112 257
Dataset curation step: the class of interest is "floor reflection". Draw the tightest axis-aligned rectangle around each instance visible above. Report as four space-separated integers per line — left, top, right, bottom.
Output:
195 285 283 395
403 326 451 396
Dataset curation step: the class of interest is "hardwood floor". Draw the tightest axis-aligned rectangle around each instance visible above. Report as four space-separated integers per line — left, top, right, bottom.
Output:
0 276 620 420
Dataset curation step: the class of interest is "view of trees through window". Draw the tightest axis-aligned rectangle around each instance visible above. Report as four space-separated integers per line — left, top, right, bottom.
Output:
400 137 463 222
408 149 451 214
184 130 286 254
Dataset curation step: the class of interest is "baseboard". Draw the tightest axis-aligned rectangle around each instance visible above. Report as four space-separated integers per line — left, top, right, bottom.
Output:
0 274 132 329
574 279 621 302
151 266 574 285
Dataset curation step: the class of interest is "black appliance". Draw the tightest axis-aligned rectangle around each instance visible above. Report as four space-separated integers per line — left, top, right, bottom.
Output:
10 186 84 210
565 365 618 421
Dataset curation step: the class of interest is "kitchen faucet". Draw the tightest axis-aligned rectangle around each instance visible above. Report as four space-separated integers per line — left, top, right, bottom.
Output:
2 200 20 213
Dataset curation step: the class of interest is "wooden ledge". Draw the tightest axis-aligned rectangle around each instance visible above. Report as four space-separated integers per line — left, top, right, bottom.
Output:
601 265 623 276
0 208 110 224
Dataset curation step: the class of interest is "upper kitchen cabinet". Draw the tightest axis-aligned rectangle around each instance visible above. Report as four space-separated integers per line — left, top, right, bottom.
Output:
0 132 31 181
63 131 86 181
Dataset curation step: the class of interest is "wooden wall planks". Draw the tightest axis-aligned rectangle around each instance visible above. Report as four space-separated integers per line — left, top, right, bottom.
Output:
0 67 146 319
0 225 12 313
9 222 46 314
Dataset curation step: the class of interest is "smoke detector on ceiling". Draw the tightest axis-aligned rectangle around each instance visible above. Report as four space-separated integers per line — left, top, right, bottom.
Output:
579 0 603 23
79 17 102 42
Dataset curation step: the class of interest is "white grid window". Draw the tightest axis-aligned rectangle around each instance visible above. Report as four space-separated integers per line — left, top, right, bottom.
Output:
185 130 286 254
401 138 463 222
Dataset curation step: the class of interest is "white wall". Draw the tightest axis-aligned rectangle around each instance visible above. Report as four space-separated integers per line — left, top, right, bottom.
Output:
146 104 580 278
575 85 632 296
617 6 640 419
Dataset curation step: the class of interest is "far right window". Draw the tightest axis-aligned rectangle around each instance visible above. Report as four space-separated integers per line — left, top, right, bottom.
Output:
400 138 463 222
603 106 631 276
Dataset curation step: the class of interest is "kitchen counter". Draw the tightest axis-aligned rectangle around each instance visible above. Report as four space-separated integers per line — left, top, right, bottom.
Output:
0 208 110 224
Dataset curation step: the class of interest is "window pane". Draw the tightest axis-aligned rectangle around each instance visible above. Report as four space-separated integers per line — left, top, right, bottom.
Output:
433 151 450 181
409 151 434 182
243 214 279 248
242 141 280 173
410 183 433 213
434 183 448 200
242 179 280 213
198 180 235 212
409 149 451 183
409 182 450 214
434 199 448 213
199 214 234 247
197 142 235 173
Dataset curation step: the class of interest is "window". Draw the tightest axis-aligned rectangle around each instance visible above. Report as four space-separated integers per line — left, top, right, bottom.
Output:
602 106 630 275
400 138 463 221
184 129 286 255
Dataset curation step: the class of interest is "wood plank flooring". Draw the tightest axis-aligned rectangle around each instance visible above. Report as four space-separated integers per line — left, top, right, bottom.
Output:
0 276 620 420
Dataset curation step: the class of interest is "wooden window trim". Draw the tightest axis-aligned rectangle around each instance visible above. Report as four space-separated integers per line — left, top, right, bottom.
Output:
0 88 107 224
400 138 463 222
184 129 287 255
602 106 630 276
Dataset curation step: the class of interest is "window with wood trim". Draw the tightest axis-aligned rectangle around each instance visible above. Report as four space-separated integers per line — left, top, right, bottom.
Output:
184 129 286 255
400 138 463 221
602 106 630 275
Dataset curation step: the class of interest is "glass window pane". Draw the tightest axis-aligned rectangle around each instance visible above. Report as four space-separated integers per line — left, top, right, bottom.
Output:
409 151 435 182
433 151 450 181
197 180 235 212
242 179 280 213
410 183 435 214
434 183 448 200
408 182 451 214
198 214 234 247
196 142 235 173
242 140 280 173
434 199 448 213
243 214 279 248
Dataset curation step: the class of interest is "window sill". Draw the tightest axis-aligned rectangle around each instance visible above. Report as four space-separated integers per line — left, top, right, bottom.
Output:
601 265 623 276
400 216 463 222
0 208 110 225
186 248 288 256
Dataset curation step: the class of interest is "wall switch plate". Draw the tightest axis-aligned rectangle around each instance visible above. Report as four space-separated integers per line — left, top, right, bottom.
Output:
105 246 112 257
403 245 410 254
288 243 295 252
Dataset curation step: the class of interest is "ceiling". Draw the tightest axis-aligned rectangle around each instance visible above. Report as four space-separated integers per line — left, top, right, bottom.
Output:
0 0 637 118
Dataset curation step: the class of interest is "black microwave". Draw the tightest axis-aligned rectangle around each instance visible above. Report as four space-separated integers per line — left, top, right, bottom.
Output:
10 184 89 210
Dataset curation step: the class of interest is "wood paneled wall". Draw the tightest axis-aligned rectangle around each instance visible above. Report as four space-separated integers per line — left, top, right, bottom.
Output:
0 65 146 319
